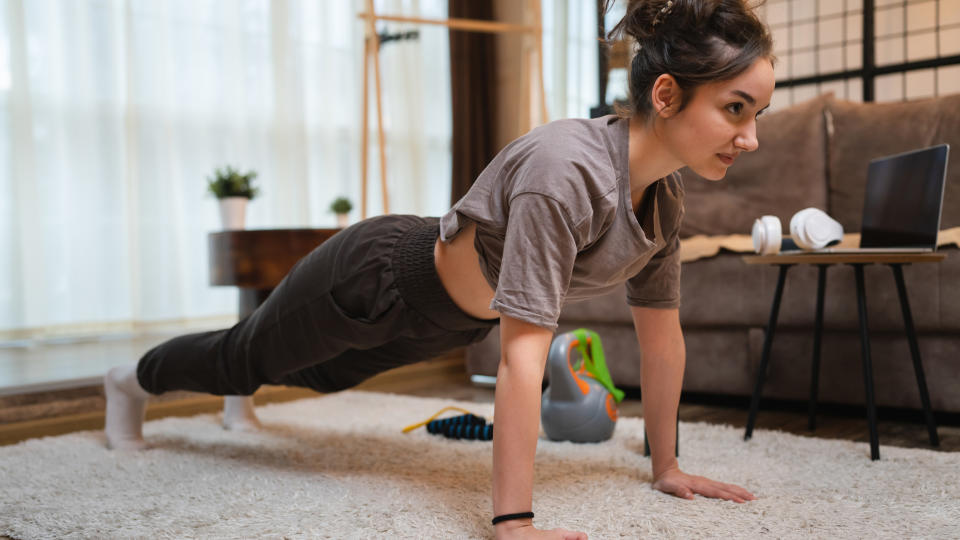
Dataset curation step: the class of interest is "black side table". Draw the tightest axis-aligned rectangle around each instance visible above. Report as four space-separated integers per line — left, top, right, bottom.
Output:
741 252 946 460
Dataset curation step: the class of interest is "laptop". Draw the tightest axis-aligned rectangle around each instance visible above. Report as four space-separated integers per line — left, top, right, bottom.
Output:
806 143 949 254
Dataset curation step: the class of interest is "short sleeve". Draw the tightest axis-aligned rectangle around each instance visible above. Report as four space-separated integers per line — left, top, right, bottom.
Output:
490 193 581 331
625 231 682 309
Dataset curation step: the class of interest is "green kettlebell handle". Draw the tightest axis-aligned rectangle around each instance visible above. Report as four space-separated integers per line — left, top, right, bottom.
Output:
572 328 625 403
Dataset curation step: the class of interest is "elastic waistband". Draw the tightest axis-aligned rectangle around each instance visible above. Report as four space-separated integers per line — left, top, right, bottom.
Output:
392 219 499 332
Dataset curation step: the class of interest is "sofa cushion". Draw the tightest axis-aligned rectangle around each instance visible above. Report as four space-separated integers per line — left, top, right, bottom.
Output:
679 93 832 238
825 93 960 231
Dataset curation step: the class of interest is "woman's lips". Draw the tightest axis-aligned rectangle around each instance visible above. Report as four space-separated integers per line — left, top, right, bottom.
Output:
717 153 735 165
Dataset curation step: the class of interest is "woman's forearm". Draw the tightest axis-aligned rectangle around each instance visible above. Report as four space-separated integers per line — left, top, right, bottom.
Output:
492 359 543 516
491 315 553 533
640 335 686 477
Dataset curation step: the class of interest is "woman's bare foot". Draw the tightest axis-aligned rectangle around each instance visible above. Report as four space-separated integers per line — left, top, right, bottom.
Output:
104 365 151 450
222 395 262 432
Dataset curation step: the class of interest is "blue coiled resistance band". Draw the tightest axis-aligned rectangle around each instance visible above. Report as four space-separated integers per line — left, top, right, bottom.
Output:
402 407 493 441
426 413 493 441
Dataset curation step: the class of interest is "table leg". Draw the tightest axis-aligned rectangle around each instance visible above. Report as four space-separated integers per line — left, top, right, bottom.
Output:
745 264 791 441
853 264 880 460
809 264 828 431
890 264 940 447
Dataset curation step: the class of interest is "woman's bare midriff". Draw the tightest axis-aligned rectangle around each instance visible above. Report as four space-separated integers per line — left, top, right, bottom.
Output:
433 222 500 321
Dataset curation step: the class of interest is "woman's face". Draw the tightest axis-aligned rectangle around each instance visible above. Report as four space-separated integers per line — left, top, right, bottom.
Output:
661 58 776 180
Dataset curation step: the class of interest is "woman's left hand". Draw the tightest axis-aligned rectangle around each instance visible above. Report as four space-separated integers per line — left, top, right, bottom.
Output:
652 467 756 503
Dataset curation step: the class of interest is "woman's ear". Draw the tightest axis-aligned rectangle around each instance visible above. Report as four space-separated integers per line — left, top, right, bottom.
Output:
651 74 683 118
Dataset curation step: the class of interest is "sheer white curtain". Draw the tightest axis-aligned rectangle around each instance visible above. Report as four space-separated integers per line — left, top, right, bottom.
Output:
0 0 451 342
541 0 598 120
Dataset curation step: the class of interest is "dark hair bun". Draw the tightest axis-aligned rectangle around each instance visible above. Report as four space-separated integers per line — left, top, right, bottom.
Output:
605 0 697 44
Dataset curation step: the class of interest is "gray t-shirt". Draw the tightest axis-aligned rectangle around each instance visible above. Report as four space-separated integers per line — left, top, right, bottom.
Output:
439 115 684 331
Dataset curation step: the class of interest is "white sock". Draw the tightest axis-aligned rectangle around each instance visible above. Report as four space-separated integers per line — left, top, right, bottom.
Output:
222 395 262 432
104 365 151 450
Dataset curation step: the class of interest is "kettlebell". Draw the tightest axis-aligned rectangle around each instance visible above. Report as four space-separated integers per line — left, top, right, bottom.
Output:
541 329 624 443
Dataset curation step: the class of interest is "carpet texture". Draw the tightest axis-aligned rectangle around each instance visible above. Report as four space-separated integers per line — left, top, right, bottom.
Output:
1 390 958 539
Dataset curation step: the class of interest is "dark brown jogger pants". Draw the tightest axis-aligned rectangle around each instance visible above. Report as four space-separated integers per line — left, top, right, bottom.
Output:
136 215 498 396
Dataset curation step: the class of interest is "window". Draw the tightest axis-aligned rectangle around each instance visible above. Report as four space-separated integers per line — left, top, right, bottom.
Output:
760 0 960 108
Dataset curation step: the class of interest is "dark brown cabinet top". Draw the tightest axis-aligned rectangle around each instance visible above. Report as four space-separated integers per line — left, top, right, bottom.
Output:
208 229 341 288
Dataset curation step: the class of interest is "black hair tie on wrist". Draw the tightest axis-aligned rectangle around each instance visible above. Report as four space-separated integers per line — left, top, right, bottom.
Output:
492 512 534 526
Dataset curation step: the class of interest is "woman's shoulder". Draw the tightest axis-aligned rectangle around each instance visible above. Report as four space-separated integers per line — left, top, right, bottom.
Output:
506 117 621 195
523 116 615 154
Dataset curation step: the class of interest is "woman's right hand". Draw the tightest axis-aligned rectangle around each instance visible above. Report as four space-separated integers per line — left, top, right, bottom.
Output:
496 521 588 540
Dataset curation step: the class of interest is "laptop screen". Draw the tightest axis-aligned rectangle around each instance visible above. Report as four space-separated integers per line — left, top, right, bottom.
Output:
860 144 949 249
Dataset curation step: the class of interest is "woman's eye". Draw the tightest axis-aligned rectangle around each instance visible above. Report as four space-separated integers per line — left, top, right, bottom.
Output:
727 103 743 115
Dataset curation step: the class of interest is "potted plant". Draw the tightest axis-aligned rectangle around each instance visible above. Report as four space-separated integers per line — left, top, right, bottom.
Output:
330 197 353 227
207 166 260 230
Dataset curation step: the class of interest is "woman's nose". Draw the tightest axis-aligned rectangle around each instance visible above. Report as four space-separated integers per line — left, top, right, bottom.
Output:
735 121 759 152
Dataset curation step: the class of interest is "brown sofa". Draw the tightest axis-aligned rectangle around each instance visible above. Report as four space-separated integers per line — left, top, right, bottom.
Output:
466 92 960 414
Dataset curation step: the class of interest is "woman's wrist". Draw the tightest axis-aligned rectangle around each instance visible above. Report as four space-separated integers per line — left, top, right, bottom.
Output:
653 458 680 480
495 517 534 536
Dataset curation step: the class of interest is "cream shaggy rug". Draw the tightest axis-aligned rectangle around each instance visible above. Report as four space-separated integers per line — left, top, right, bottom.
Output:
1 391 958 539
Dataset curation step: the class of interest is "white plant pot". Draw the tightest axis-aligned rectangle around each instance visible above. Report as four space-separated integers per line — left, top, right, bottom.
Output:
336 213 349 228
219 197 248 230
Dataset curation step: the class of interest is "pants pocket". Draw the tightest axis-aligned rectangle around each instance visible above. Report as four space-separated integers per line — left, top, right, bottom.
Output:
328 281 401 326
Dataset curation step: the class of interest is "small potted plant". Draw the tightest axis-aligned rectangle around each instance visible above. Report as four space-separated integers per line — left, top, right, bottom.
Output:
207 166 260 230
330 197 353 227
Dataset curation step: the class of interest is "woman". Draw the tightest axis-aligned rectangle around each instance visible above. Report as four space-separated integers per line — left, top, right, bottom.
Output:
105 0 775 537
